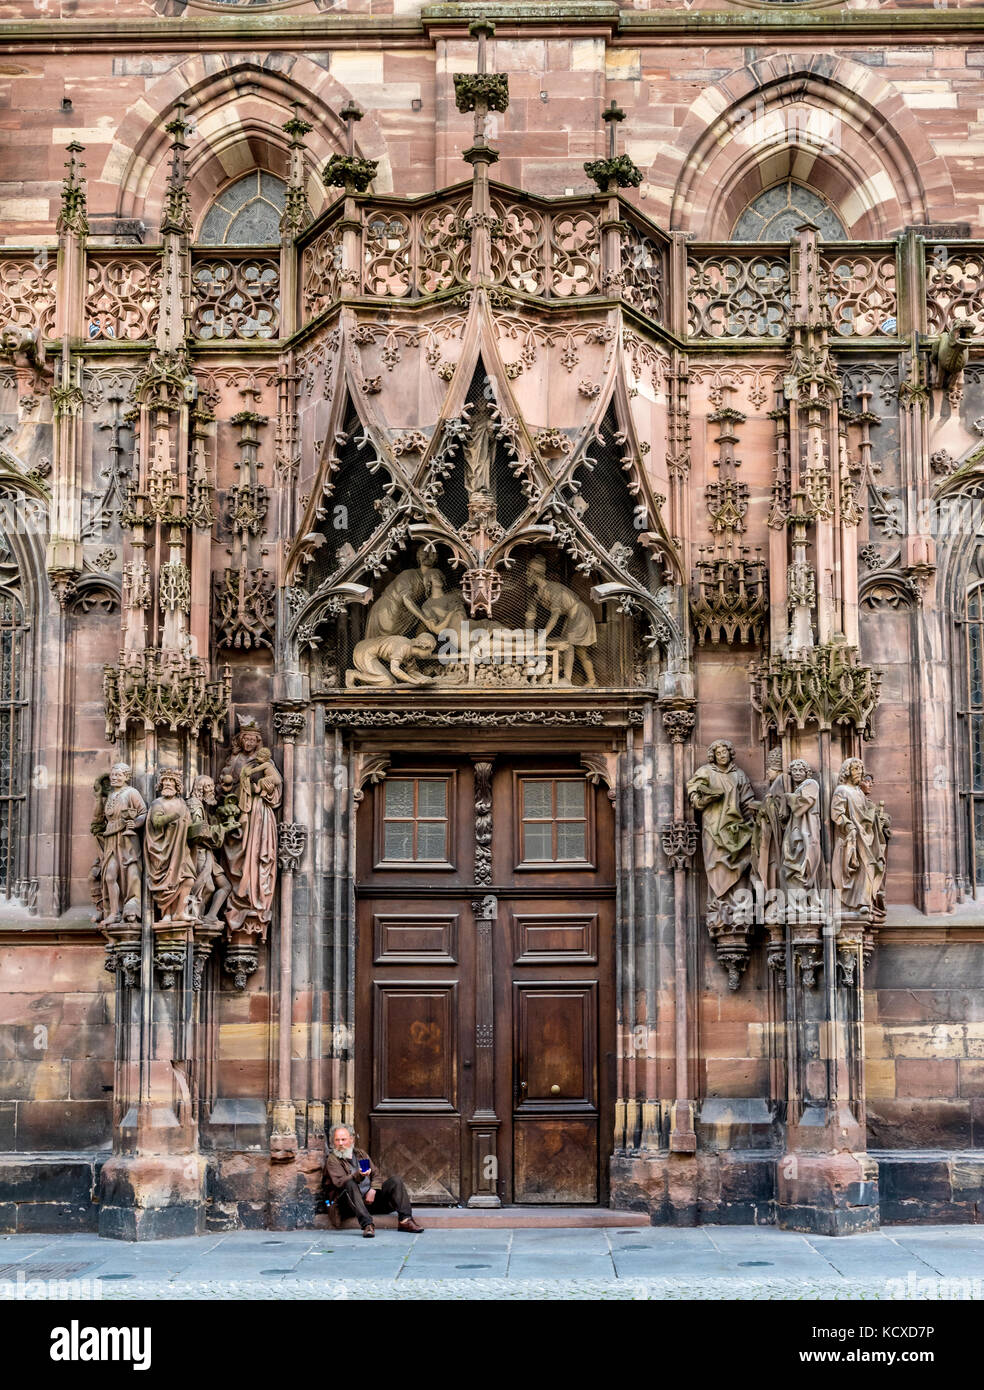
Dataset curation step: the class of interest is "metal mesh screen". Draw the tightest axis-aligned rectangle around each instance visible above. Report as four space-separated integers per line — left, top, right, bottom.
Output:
573 404 649 585
307 402 390 592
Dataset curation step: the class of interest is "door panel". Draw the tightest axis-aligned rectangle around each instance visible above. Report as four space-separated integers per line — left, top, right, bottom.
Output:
371 1114 461 1204
514 1119 598 1204
511 909 598 964
373 983 457 1111
513 983 599 1202
373 912 458 965
515 984 596 1109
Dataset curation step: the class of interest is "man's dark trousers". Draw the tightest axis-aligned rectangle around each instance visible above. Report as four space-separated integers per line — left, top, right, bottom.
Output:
335 1175 413 1228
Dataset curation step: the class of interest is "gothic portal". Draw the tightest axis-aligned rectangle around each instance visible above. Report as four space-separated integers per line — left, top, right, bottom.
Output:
0 2 983 1237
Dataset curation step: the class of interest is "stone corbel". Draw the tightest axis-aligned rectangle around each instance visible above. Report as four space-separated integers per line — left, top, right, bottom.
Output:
659 702 696 744
580 752 617 804
353 753 390 803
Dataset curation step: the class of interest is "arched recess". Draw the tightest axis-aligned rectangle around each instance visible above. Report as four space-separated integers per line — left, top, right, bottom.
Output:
95 53 393 229
0 463 49 907
931 465 984 898
654 54 951 239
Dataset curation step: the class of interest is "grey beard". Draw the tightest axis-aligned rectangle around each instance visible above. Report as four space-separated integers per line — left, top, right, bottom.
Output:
332 1145 354 1161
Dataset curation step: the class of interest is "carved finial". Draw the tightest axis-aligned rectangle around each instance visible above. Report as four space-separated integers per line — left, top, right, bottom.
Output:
58 141 88 238
454 16 509 164
602 99 626 159
322 104 377 195
282 103 314 240
584 99 641 194
340 101 363 157
160 98 192 236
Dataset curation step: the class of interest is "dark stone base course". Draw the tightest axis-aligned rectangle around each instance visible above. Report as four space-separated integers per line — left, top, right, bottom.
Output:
876 1152 984 1225
98 1202 203 1241
0 1148 981 1236
0 1157 103 1234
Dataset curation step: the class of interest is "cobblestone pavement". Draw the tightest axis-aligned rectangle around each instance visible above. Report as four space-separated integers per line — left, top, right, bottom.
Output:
3 1226 984 1300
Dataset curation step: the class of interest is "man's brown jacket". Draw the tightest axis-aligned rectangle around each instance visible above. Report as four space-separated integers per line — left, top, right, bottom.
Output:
323 1147 379 1226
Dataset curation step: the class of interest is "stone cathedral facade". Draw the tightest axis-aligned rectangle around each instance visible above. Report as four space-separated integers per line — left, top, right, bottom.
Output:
1 0 984 1239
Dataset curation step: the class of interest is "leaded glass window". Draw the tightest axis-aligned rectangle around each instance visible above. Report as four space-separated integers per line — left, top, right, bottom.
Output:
731 181 847 243
519 777 589 865
379 777 450 864
197 172 287 246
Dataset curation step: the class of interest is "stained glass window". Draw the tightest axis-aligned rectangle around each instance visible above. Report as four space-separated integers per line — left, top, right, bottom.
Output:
197 172 287 246
732 182 847 243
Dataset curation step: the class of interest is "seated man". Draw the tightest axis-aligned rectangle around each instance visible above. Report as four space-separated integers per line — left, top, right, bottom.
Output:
323 1124 424 1238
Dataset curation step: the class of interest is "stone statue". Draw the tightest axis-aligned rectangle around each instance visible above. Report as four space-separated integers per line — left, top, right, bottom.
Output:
364 546 439 639
219 729 283 937
187 774 232 924
861 768 891 922
525 554 597 685
830 757 879 917
99 762 147 923
463 406 494 499
346 631 437 687
686 740 756 922
417 571 468 640
751 747 787 901
780 759 823 898
144 768 198 922
89 772 113 921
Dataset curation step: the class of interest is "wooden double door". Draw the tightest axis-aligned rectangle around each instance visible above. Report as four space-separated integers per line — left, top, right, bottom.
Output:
355 753 615 1206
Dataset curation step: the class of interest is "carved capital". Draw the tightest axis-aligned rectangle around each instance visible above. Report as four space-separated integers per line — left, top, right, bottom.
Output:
660 820 699 870
660 705 696 743
278 821 308 873
273 708 307 743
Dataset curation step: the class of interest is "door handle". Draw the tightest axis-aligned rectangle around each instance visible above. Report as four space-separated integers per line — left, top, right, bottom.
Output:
550 1084 561 1095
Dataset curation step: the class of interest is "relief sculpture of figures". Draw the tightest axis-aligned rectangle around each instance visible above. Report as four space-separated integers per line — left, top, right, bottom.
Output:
525 554 597 686
686 740 757 928
830 757 879 919
219 721 283 937
98 762 147 924
364 545 438 639
346 631 437 687
144 768 198 922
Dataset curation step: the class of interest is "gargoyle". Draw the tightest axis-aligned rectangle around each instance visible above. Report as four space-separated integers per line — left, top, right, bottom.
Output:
931 320 975 390
0 325 45 372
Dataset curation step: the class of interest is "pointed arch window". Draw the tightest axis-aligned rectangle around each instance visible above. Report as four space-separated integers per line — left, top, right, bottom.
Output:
731 181 847 242
0 555 28 899
197 172 287 246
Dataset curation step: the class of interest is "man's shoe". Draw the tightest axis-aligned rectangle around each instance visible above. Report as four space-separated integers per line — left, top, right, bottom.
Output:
362 1224 375 1238
398 1217 424 1233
